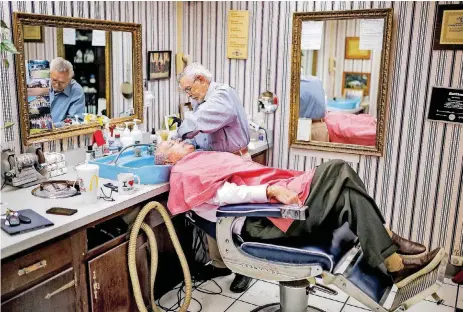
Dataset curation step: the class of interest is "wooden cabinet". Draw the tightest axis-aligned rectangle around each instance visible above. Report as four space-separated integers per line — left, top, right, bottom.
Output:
1 268 76 312
1 237 72 298
252 151 267 166
1 196 191 312
88 237 149 312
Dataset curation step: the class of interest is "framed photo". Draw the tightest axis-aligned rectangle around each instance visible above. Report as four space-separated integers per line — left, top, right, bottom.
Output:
343 88 364 101
433 4 463 50
23 25 43 42
345 37 371 60
342 72 371 96
147 51 172 80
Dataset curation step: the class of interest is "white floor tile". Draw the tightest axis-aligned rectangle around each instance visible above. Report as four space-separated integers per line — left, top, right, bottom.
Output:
186 290 236 312
225 300 258 312
239 281 280 306
346 297 370 310
197 274 255 299
308 295 344 312
342 305 369 312
406 300 454 312
158 287 235 312
314 278 349 303
425 283 457 307
157 286 184 310
444 277 457 286
458 285 463 309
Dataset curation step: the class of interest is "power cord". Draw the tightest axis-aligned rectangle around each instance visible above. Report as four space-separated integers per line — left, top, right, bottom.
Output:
156 222 224 312
262 128 270 165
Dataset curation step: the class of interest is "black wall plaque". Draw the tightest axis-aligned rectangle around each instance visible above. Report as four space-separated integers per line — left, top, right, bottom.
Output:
428 87 463 125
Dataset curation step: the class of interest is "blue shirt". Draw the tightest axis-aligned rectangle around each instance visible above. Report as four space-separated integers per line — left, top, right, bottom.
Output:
299 75 326 119
49 79 85 123
178 82 250 153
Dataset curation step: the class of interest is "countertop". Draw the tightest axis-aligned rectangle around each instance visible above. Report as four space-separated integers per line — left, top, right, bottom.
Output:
1 168 169 259
0 141 272 259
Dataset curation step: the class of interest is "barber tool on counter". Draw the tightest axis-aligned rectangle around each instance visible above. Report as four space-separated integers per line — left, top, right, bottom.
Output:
1 148 46 188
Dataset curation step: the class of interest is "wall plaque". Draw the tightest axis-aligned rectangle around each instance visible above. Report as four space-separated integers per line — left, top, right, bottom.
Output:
227 10 250 59
428 87 463 125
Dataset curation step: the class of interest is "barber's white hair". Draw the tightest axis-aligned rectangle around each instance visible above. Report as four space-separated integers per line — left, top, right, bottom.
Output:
50 57 74 78
177 62 212 83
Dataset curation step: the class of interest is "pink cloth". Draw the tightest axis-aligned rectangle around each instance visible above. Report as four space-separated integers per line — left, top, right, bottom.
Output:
324 112 377 146
167 151 315 233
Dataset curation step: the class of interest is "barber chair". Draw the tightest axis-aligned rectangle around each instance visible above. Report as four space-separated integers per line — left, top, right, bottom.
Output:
188 204 448 312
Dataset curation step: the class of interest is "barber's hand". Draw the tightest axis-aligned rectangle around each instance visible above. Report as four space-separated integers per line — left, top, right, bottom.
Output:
267 185 302 206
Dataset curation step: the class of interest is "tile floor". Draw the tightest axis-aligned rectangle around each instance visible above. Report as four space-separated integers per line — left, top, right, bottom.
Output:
157 275 459 312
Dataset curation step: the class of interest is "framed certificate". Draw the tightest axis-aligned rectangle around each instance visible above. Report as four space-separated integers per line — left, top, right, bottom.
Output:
345 37 371 59
433 4 463 50
23 25 43 42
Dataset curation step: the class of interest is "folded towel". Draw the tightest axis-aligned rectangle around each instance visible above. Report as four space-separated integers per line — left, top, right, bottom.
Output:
43 152 65 165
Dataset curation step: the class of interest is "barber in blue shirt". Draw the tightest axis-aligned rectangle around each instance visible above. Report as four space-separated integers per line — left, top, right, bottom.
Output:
49 57 85 124
300 75 329 142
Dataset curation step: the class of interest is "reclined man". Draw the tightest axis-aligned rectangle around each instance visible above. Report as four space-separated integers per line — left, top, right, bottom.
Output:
156 140 445 288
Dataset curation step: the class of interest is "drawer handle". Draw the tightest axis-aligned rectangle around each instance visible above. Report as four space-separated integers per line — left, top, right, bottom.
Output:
45 280 75 299
18 260 47 276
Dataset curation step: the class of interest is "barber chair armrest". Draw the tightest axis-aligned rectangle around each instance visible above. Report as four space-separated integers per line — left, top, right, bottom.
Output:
217 203 309 220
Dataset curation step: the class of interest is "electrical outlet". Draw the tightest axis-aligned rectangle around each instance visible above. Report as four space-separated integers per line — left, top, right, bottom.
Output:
451 255 463 266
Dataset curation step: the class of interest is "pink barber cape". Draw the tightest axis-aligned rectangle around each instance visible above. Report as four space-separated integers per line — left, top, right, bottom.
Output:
167 151 315 232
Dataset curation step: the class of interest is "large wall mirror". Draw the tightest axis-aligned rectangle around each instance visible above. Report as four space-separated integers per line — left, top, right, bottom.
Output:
13 13 143 146
289 9 393 156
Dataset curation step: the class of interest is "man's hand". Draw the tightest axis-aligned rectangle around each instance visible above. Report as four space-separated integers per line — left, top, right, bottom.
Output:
267 185 302 206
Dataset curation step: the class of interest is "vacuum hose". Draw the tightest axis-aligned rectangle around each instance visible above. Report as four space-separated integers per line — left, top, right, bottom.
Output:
128 201 192 312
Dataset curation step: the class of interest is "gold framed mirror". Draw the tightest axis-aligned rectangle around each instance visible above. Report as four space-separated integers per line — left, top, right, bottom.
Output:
13 12 143 146
289 9 393 156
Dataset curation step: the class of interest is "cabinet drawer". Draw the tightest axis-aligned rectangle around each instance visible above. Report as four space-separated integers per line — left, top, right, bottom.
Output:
1 237 72 297
2 267 76 312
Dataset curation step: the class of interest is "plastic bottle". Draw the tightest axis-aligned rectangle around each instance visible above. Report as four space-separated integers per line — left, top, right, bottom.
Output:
150 128 157 144
111 134 123 153
85 145 94 163
131 119 143 143
121 135 135 148
122 122 131 138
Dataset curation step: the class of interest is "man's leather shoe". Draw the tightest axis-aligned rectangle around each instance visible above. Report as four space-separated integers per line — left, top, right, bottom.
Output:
230 274 252 293
391 232 426 256
196 266 232 281
391 247 444 288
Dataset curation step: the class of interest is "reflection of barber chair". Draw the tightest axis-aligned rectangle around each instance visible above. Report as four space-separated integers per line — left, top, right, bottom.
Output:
189 204 447 312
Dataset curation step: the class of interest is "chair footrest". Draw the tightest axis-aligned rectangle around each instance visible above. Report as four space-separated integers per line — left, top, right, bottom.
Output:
390 253 448 311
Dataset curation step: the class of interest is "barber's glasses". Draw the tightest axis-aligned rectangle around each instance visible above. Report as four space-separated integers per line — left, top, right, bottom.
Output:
181 78 198 95
51 78 68 87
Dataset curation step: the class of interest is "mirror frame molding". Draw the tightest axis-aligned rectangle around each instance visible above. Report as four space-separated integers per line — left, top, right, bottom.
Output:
289 9 393 156
13 12 143 146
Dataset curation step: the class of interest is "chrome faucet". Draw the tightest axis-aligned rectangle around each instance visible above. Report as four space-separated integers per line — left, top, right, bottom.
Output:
112 143 154 165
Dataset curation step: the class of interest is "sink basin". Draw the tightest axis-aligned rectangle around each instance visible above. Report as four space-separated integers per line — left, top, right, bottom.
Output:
89 147 171 184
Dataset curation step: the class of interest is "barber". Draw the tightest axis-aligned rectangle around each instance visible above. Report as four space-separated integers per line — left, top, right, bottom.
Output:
49 57 85 124
176 62 252 292
300 75 329 142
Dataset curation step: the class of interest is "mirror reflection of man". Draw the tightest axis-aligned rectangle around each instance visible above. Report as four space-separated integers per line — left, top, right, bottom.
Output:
300 75 329 142
49 57 85 123
176 62 252 293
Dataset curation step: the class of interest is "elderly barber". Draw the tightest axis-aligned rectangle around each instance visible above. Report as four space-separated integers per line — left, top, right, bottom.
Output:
49 57 85 124
177 63 251 157
176 62 252 292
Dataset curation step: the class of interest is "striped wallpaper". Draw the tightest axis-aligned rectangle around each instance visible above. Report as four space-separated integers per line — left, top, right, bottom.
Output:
0 1 180 152
181 1 462 257
0 1 462 257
